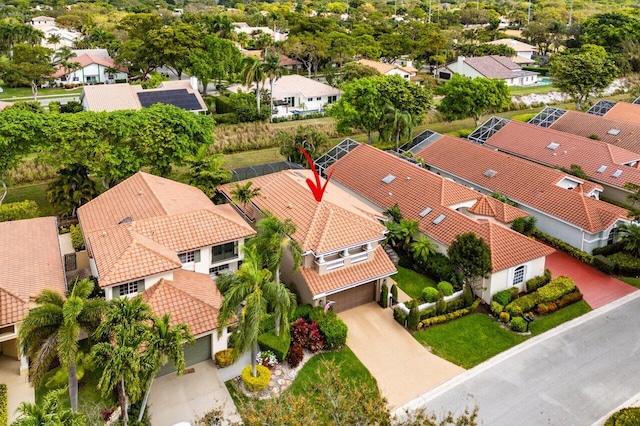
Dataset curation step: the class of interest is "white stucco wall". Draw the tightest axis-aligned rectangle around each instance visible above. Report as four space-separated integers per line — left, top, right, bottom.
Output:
273 93 341 117
385 68 412 79
57 63 128 86
481 256 546 303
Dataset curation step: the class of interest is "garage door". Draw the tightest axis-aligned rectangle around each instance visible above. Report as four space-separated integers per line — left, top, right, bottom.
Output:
329 281 376 313
157 335 212 376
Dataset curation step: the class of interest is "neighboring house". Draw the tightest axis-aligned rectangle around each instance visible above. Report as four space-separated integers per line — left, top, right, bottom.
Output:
356 59 417 80
320 141 554 303
243 49 303 71
228 75 342 118
469 117 640 206
219 170 397 313
409 132 630 253
30 15 55 26
0 217 67 375
30 16 80 49
233 22 287 42
486 39 538 64
80 79 207 113
77 172 256 371
437 55 538 86
51 53 128 86
588 98 640 125
531 107 640 156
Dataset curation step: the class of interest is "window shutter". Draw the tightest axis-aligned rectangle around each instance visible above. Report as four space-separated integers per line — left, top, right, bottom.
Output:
195 250 201 263
137 280 145 293
112 285 120 298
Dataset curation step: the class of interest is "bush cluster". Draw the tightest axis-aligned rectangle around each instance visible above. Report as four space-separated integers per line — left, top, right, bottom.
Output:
593 255 615 275
256 350 278 369
592 241 626 256
290 318 326 352
70 224 85 251
422 287 439 303
285 344 304 368
492 290 513 306
214 349 234 368
293 304 313 321
257 330 291 361
418 299 481 329
0 383 7 426
241 365 271 392
437 281 454 296
537 276 575 302
605 407 640 426
609 252 640 276
526 269 552 292
510 317 527 332
506 276 581 317
259 314 276 333
0 200 39 222
308 307 348 349
491 301 504 317
435 293 446 315
393 306 408 325
533 230 594 265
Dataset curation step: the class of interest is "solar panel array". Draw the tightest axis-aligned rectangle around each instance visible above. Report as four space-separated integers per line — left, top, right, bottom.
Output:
137 89 203 110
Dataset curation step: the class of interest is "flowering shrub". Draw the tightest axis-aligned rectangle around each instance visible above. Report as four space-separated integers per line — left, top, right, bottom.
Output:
290 318 326 352
214 348 234 367
286 344 304 368
256 350 278 369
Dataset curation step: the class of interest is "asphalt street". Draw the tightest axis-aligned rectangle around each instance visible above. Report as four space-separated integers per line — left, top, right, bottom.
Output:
398 292 640 425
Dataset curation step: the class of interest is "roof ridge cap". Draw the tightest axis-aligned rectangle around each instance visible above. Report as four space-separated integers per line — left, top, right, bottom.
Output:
303 202 329 250
138 172 168 215
0 285 29 303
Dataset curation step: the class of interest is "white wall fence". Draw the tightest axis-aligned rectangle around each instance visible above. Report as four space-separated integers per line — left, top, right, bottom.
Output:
395 289 464 314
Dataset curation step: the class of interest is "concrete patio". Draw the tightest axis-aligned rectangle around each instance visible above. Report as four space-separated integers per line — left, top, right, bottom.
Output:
339 303 465 409
0 355 34 423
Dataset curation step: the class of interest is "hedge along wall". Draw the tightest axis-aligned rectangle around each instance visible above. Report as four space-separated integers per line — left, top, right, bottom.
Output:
396 290 465 314
0 383 7 426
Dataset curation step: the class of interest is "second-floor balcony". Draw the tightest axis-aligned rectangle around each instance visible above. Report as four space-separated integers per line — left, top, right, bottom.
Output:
314 243 374 273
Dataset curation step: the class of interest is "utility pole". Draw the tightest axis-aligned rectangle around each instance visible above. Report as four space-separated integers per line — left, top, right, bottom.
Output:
568 0 574 26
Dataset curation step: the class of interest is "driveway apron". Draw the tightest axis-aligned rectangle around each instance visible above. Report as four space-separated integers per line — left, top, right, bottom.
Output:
339 303 464 409
545 249 636 309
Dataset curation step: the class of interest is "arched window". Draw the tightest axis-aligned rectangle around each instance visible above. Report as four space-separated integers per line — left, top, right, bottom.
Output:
513 265 526 286
608 227 620 245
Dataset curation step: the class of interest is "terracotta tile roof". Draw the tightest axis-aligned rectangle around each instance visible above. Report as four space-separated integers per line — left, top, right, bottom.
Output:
78 172 215 234
299 246 396 296
549 110 640 155
416 136 629 233
463 56 521 79
142 270 223 336
326 144 554 272
0 217 66 326
484 120 640 189
356 59 415 75
468 195 526 223
53 53 127 78
219 170 387 254
604 102 640 125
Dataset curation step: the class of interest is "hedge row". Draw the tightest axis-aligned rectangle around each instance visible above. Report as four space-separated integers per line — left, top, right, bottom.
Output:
505 276 577 317
309 307 348 349
592 241 626 256
526 269 552 292
70 224 85 251
0 200 39 222
532 230 594 265
608 252 640 276
492 286 519 306
417 299 481 329
0 383 6 426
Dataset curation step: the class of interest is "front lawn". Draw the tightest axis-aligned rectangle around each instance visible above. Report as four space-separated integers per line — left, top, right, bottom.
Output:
618 276 640 289
414 300 591 369
393 266 437 299
4 181 55 217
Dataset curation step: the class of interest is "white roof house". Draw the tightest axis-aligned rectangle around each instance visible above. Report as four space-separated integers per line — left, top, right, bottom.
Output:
487 39 538 64
437 55 538 86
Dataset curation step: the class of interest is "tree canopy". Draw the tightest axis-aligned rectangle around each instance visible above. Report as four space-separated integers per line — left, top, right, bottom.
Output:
436 75 510 126
447 232 492 292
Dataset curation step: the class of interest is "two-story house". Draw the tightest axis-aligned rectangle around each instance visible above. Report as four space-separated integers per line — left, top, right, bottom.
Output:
77 172 256 370
219 170 397 313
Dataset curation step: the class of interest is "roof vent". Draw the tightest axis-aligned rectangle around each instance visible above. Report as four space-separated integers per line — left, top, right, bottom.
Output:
432 214 446 225
118 217 132 224
546 142 560 150
608 128 621 136
382 174 396 184
483 169 497 178
597 165 607 173
388 192 393 196
295 171 306 179
612 169 623 178
419 207 432 218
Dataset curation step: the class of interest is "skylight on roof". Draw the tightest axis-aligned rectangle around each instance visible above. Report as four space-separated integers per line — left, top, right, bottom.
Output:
419 207 432 218
597 165 607 173
612 169 623 178
546 142 560 150
608 128 621 136
432 214 446 225
483 169 497 178
382 174 396 184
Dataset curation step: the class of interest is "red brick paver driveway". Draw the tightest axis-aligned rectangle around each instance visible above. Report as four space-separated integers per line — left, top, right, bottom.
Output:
545 250 636 309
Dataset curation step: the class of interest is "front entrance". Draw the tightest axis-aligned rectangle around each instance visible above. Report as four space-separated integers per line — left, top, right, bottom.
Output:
328 281 376 313
157 335 211 376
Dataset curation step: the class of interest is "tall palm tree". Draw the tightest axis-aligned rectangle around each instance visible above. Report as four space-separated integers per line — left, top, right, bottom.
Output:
251 215 301 335
137 314 194 422
262 51 286 122
47 33 61 51
217 245 296 377
13 388 86 426
410 236 437 265
92 296 154 426
241 55 266 113
383 104 415 152
619 223 640 257
230 181 261 216
18 278 105 413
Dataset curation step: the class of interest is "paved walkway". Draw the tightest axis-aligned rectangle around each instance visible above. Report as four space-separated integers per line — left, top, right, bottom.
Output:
545 249 636 309
0 356 34 423
148 360 241 426
339 303 464 409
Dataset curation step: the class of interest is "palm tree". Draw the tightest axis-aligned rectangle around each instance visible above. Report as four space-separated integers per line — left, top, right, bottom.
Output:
188 145 232 198
18 278 105 413
410 236 437 265
137 314 194 422
47 33 61 51
217 245 296 377
383 203 403 223
383 105 415 152
398 219 419 250
46 164 99 218
92 296 154 426
262 51 286 122
230 181 261 216
13 388 86 426
241 55 266 113
619 223 640 257
251 215 301 335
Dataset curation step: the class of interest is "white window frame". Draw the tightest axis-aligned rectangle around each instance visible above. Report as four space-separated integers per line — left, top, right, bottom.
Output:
513 265 526 286
209 263 230 279
178 250 199 264
118 280 142 297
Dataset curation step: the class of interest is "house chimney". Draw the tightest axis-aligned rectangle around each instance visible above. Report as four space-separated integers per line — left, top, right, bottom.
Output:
189 76 198 92
457 56 465 70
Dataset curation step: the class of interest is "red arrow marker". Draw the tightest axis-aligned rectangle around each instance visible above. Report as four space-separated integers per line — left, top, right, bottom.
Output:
296 145 333 202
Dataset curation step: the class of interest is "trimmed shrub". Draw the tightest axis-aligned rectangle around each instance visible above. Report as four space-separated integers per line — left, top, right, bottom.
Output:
610 252 640 276
393 307 407 326
492 290 512 306
435 292 446 315
507 286 519 299
290 318 325 352
0 200 39 222
526 269 552 293
505 292 541 317
214 349 234 368
557 291 583 308
257 330 291 362
293 304 313 321
408 300 420 330
419 299 481 328
69 224 85 251
286 344 304 368
510 316 527 332
445 297 466 313
499 311 510 323
592 241 625 256
316 316 348 349
437 281 454 296
422 287 439 303
537 276 576 303
462 283 474 307
593 254 615 275
241 365 271 392
605 407 640 426
259 314 276 333
491 301 504 317
533 230 594 265
390 284 398 303
0 384 6 426
379 282 389 308
419 308 436 321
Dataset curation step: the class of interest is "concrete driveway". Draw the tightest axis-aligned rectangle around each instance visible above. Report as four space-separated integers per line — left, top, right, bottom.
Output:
0 356 34 423
339 303 464 409
147 360 241 426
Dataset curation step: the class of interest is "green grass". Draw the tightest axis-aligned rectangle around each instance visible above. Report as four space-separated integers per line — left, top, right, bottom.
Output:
223 148 284 170
0 86 82 100
393 266 437 299
414 300 592 369
509 84 559 95
4 181 55 217
618 276 640 289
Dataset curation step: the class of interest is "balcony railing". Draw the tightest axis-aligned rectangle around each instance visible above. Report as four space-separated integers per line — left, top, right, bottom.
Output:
350 251 368 264
325 258 345 271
